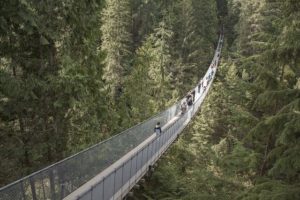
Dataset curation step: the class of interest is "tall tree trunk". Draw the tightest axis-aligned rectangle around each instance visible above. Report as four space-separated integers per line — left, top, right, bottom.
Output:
260 132 273 176
280 64 285 82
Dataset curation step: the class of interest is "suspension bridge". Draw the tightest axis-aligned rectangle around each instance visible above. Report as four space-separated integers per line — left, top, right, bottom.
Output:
0 35 223 200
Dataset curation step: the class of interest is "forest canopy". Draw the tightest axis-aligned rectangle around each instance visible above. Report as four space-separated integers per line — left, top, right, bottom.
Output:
0 0 218 186
1 1 299 200
135 0 300 199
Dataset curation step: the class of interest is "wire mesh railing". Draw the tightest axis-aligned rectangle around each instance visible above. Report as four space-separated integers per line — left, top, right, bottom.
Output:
0 35 223 200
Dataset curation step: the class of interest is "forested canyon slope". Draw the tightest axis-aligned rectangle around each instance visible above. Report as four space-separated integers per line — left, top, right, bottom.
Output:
0 0 299 199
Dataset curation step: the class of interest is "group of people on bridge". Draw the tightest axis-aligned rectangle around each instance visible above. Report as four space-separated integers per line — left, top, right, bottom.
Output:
153 42 220 137
180 63 216 115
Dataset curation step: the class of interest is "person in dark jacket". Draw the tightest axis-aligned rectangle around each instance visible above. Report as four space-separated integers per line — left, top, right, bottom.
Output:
187 94 193 106
154 122 162 136
181 101 187 114
191 90 195 101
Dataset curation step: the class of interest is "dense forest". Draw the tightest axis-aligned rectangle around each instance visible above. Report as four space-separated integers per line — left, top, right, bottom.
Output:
0 0 299 199
0 0 218 187
134 0 300 199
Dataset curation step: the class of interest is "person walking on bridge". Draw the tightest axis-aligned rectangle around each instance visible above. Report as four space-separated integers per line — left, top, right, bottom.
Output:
198 79 202 93
154 122 162 136
187 94 193 106
181 101 187 115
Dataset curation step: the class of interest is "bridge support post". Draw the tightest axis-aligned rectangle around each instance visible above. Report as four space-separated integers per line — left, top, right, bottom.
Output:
29 177 37 200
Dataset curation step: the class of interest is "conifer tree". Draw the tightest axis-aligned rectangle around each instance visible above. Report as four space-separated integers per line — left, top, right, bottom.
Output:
149 19 174 109
125 38 156 122
0 0 106 186
101 0 132 101
217 0 300 198
134 0 300 199
170 0 218 94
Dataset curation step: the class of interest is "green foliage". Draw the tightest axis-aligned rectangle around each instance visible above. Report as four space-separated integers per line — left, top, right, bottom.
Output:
0 0 107 185
0 0 219 187
218 0 300 198
125 38 157 122
1 1 299 199
253 89 300 114
137 0 300 199
170 0 218 94
101 0 132 100
236 180 300 200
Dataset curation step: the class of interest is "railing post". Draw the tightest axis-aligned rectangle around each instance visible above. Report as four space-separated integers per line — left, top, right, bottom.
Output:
102 177 105 200
113 169 116 200
140 148 144 173
29 177 37 200
49 170 56 200
60 175 65 199
21 180 26 200
90 186 93 200
146 143 150 168
42 178 46 200
129 157 133 187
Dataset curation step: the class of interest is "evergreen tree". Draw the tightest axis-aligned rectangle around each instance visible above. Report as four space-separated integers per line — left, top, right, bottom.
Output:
101 0 132 101
149 20 174 109
172 0 218 94
0 0 106 185
135 0 300 199
125 38 156 122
